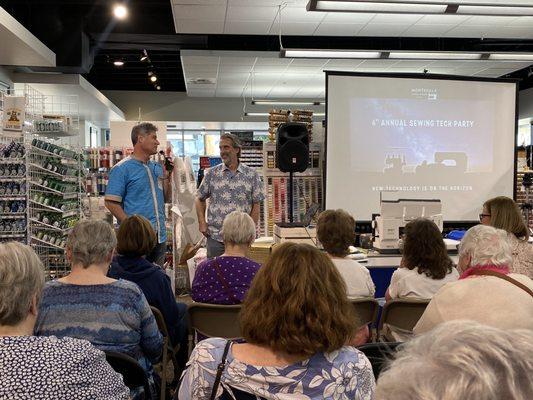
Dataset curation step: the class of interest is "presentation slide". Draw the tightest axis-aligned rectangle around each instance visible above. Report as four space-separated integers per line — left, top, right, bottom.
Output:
326 74 517 221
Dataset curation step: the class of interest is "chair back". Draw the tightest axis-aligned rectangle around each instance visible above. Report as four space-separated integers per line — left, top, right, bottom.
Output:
151 306 170 339
356 342 402 379
187 302 242 339
350 298 379 327
104 350 151 399
379 298 430 333
150 306 171 400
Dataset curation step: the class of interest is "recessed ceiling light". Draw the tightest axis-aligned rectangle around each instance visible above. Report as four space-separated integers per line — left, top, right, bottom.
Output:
113 4 128 19
113 60 124 66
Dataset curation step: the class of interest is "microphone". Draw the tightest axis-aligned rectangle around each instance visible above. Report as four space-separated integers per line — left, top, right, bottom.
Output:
159 150 174 172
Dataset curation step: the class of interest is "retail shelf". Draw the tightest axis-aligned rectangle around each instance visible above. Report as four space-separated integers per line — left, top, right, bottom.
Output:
30 181 78 199
0 176 25 181
0 233 25 239
31 236 65 250
0 213 26 219
29 199 78 216
0 195 26 200
28 162 78 182
30 218 73 233
0 158 25 164
30 145 78 164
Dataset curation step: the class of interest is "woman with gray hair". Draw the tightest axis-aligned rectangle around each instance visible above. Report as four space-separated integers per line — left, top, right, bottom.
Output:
413 224 533 334
34 220 163 399
192 211 261 304
377 320 533 400
0 242 129 399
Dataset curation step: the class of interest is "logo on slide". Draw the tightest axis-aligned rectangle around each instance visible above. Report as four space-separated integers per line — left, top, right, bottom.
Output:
411 88 437 100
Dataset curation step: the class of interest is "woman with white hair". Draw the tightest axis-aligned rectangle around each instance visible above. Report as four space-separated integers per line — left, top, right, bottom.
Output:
377 320 533 400
0 242 129 399
192 211 261 304
34 220 163 399
413 224 533 334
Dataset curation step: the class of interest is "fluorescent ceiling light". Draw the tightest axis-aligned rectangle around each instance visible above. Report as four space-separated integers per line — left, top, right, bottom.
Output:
283 48 533 62
307 1 533 16
489 53 533 61
244 112 270 117
282 49 381 59
252 100 325 106
389 52 482 60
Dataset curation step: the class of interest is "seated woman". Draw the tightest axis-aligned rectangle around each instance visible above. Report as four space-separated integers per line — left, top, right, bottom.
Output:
317 209 375 298
179 242 376 400
108 214 188 367
34 220 163 399
192 211 261 304
384 218 459 341
481 196 533 278
0 241 129 399
414 224 533 334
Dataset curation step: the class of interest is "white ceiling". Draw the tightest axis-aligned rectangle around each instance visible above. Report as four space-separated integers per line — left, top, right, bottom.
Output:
0 7 55 67
182 50 533 98
171 0 533 38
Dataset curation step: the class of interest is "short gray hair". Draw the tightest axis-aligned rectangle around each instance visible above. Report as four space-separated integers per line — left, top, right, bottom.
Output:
67 220 117 268
221 211 256 246
220 133 242 157
131 122 158 145
377 320 533 400
459 224 512 267
0 242 45 326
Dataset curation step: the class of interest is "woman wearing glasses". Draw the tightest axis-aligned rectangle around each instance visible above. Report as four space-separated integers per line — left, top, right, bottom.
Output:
481 196 533 279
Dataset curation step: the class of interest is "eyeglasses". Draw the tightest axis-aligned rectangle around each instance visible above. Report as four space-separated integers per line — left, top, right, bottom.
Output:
479 213 491 221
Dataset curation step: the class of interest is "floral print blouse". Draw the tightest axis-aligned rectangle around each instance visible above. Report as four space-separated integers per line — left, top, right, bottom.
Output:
178 338 375 400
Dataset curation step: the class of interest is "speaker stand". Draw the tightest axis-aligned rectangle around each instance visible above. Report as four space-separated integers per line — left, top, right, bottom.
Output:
289 171 294 223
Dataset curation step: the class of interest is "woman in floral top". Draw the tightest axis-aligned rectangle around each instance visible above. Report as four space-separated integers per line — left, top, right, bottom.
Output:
178 242 375 399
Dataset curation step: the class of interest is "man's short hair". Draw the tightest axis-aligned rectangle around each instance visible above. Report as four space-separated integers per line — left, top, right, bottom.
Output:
377 320 533 400
131 122 158 145
220 132 242 157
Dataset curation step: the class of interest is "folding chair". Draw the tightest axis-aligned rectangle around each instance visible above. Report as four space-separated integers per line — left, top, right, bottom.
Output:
356 342 402 379
187 303 242 354
378 298 430 341
151 306 181 400
104 350 152 400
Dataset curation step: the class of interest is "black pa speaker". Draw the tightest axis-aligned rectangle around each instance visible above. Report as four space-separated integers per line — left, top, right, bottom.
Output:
276 123 309 173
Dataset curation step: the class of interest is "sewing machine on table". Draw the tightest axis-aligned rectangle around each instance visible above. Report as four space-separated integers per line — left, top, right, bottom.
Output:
372 198 444 254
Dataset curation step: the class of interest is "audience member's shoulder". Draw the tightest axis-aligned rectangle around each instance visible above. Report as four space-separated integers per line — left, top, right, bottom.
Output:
190 337 228 362
113 278 143 294
508 273 533 287
323 346 373 369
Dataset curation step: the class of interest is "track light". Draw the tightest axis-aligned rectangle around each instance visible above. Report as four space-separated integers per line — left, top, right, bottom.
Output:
140 49 149 62
113 3 128 19
150 75 158 82
156 85 161 90
113 60 124 67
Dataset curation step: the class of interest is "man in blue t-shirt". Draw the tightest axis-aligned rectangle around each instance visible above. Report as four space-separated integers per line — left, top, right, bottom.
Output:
105 122 172 266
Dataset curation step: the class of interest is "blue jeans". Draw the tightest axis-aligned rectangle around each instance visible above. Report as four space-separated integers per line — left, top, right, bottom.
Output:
206 237 225 258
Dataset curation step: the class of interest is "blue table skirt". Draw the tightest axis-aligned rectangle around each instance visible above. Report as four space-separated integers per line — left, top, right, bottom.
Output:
368 267 397 298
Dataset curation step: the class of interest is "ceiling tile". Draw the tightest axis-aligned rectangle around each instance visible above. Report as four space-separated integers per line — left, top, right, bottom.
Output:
415 15 472 25
224 20 273 34
321 13 375 23
181 56 219 65
314 23 366 36
174 19 224 33
357 23 411 36
370 14 424 24
274 21 321 35
226 6 278 21
511 16 533 27
466 16 518 25
290 58 329 67
280 7 327 22
173 5 226 20
254 58 292 66
402 24 456 36
323 59 366 68
219 57 257 66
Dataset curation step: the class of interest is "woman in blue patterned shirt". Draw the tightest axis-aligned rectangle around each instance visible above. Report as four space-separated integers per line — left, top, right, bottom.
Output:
0 241 129 399
179 242 375 399
34 220 163 399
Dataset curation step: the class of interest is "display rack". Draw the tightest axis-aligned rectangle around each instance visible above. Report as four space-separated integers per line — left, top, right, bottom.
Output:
263 141 323 236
